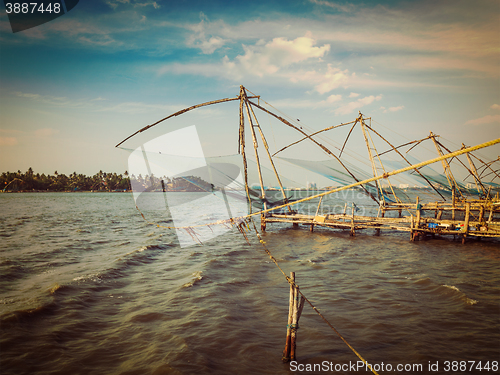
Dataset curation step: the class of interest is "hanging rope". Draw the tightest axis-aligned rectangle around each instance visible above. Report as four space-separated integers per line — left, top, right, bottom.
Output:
248 219 380 375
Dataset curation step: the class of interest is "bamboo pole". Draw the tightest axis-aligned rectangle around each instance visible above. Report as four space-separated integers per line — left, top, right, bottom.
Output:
247 99 380 205
339 121 358 157
364 118 402 204
377 135 432 157
273 120 357 157
237 137 500 222
416 196 421 228
472 155 500 180
463 202 470 244
290 282 299 361
430 132 463 199
360 115 384 204
452 188 456 221
243 97 268 231
410 214 414 241
350 203 355 236
462 143 486 195
239 87 253 215
116 96 242 147
245 91 291 213
283 271 295 362
365 124 446 201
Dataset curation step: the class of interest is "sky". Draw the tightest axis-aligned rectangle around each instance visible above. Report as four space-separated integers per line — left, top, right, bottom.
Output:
0 0 499 180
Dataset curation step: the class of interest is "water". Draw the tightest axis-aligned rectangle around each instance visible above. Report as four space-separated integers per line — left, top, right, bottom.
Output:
1 192 499 375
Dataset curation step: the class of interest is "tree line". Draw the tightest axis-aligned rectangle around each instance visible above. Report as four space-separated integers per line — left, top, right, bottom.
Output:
1 168 215 193
1 168 131 192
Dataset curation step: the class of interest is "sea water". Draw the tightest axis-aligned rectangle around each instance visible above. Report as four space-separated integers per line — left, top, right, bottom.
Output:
1 192 499 374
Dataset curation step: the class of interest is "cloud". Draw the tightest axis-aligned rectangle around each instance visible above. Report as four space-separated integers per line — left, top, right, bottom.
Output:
221 33 331 79
186 13 228 54
309 0 355 12
286 64 351 94
0 137 18 146
465 114 500 126
134 1 160 9
335 95 382 115
382 105 404 113
349 92 360 98
106 0 159 9
491 104 500 110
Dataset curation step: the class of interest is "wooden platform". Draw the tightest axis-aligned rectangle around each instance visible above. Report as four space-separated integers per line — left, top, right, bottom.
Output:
262 196 500 242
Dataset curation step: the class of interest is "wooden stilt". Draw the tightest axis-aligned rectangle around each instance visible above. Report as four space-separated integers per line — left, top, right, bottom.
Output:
410 215 414 241
415 196 421 228
290 283 299 361
350 203 355 236
282 272 295 362
283 272 305 362
452 188 456 221
462 202 470 244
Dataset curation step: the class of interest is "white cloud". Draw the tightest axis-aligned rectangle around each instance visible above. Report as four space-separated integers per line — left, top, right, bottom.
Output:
491 104 500 110
335 95 382 115
382 105 404 113
349 92 360 98
221 33 331 80
309 0 355 12
325 94 342 103
288 64 350 94
186 13 228 54
134 1 160 9
465 114 500 126
106 0 159 9
0 137 18 146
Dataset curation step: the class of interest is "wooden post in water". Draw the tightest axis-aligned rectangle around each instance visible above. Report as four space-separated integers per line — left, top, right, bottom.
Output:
415 196 421 227
462 202 470 244
410 214 414 241
283 272 305 362
452 188 456 221
283 272 295 362
350 203 355 236
479 204 485 223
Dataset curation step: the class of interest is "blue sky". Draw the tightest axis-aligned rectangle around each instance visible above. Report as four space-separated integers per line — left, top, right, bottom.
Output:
0 0 498 179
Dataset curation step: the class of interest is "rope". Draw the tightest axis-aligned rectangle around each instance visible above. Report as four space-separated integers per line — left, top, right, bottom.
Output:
249 219 379 375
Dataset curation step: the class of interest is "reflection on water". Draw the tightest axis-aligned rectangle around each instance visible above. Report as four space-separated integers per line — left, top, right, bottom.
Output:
0 192 499 375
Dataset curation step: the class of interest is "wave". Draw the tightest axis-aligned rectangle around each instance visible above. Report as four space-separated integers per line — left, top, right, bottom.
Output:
442 284 478 305
182 271 203 288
